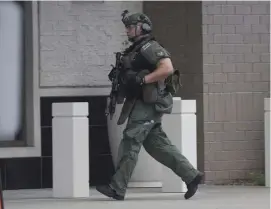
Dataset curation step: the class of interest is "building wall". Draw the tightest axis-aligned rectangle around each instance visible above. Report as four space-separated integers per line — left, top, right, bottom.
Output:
0 1 143 190
1 1 270 189
143 1 205 174
39 1 142 87
38 1 143 188
202 1 270 183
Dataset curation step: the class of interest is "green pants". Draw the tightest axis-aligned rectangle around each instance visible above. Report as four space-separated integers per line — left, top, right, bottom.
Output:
110 99 199 196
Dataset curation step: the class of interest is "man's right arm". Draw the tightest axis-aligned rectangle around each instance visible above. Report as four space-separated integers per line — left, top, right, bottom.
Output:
144 58 174 84
140 41 174 84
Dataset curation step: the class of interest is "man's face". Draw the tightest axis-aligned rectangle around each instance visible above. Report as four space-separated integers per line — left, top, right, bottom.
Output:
125 24 142 41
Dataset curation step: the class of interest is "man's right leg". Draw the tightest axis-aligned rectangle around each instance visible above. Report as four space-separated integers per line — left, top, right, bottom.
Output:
96 132 142 200
109 129 143 197
96 120 156 199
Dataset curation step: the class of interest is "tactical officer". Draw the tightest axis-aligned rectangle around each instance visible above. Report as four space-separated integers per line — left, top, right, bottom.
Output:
96 10 203 201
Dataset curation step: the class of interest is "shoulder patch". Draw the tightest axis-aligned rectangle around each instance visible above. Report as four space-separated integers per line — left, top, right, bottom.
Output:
140 40 171 66
156 51 165 57
142 42 152 51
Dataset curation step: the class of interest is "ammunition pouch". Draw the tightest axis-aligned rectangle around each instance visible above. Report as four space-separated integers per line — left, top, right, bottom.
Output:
142 81 173 114
154 91 173 114
122 52 137 70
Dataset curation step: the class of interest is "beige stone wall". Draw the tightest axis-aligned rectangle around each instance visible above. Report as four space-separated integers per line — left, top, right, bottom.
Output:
38 1 270 184
39 1 142 87
202 1 270 184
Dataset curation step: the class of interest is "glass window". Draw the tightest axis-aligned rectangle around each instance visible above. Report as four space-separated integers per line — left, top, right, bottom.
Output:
0 2 25 145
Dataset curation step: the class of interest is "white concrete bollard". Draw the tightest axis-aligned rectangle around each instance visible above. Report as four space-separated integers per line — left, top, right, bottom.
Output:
52 102 89 198
264 98 270 187
162 98 197 193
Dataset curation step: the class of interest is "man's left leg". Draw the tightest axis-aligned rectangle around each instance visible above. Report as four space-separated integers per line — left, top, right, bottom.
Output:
143 123 203 199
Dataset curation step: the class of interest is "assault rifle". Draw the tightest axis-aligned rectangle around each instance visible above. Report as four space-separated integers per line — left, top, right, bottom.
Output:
106 52 123 120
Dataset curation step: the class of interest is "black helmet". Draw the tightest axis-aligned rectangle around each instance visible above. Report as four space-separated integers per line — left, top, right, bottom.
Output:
121 10 152 33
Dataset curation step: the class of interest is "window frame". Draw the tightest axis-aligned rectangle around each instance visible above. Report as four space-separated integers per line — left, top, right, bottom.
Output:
0 1 41 158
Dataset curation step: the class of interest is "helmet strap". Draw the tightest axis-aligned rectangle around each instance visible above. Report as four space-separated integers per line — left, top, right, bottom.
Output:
128 24 142 42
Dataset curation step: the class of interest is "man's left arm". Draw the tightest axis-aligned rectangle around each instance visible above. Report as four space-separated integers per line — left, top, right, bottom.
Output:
144 58 174 84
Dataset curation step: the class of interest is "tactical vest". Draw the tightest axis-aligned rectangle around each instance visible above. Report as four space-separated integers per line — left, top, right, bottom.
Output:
121 35 181 99
122 35 155 72
118 36 154 98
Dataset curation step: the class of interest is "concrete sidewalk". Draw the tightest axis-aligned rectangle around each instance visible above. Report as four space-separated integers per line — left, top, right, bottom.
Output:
2 185 270 209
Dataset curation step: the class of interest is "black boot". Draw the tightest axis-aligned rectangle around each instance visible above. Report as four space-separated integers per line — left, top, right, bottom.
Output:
96 185 124 200
184 172 204 200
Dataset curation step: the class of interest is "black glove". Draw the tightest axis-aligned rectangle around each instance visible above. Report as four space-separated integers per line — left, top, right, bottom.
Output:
131 75 145 86
129 74 145 86
125 69 149 87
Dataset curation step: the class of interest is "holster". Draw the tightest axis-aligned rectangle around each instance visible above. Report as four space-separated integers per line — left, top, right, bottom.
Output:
154 91 173 114
142 81 173 114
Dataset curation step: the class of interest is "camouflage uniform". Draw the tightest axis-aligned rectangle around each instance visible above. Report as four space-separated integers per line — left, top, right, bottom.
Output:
96 10 203 201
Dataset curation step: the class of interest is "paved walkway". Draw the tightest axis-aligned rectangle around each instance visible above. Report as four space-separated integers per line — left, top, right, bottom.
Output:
2 185 270 209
